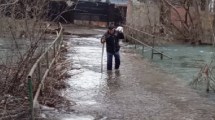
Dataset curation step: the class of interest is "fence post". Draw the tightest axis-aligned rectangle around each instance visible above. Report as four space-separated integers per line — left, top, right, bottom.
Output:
151 49 154 59
206 68 210 92
206 77 210 92
28 76 34 120
151 36 155 59
161 52 163 60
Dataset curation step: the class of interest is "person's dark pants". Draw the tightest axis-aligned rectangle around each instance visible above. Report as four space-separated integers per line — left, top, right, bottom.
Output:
107 52 120 70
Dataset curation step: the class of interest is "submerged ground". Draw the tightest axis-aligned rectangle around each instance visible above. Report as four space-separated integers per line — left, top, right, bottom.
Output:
41 26 215 120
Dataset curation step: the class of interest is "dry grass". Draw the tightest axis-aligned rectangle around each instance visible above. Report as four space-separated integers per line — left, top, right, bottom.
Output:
0 41 72 119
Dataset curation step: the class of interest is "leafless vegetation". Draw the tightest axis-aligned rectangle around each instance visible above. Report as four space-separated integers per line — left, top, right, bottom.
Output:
126 0 215 91
158 0 215 44
157 0 215 91
127 0 215 45
190 55 215 92
0 0 71 119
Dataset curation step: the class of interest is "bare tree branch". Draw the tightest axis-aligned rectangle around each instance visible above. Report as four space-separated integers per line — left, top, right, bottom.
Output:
0 0 19 7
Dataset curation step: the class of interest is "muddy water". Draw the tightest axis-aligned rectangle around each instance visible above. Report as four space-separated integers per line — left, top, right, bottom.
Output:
41 32 215 120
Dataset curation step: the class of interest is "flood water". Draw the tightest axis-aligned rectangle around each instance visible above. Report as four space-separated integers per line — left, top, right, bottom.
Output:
0 38 27 63
130 44 215 84
2 30 215 120
156 45 215 82
0 36 54 64
41 31 215 120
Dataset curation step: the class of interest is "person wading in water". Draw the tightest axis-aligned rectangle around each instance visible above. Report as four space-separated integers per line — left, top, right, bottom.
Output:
101 26 124 73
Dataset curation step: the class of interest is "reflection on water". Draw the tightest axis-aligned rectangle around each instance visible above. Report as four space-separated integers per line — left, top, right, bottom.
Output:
68 70 105 89
55 34 124 119
62 114 95 120
64 34 121 103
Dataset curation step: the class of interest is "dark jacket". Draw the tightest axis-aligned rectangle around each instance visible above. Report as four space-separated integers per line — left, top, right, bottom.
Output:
102 31 121 53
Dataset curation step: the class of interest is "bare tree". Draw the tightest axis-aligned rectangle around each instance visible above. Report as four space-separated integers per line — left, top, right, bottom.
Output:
158 0 215 44
0 0 65 119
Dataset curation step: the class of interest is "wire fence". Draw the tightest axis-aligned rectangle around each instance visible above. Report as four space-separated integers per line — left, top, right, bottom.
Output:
124 25 172 60
27 23 64 120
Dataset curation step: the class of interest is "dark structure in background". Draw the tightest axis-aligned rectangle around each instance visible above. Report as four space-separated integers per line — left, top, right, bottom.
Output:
73 0 127 26
73 1 109 26
1 0 126 27
47 0 127 27
111 4 127 25
47 1 75 23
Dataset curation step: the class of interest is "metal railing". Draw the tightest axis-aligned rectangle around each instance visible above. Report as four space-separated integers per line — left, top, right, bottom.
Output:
123 25 173 60
27 23 63 120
